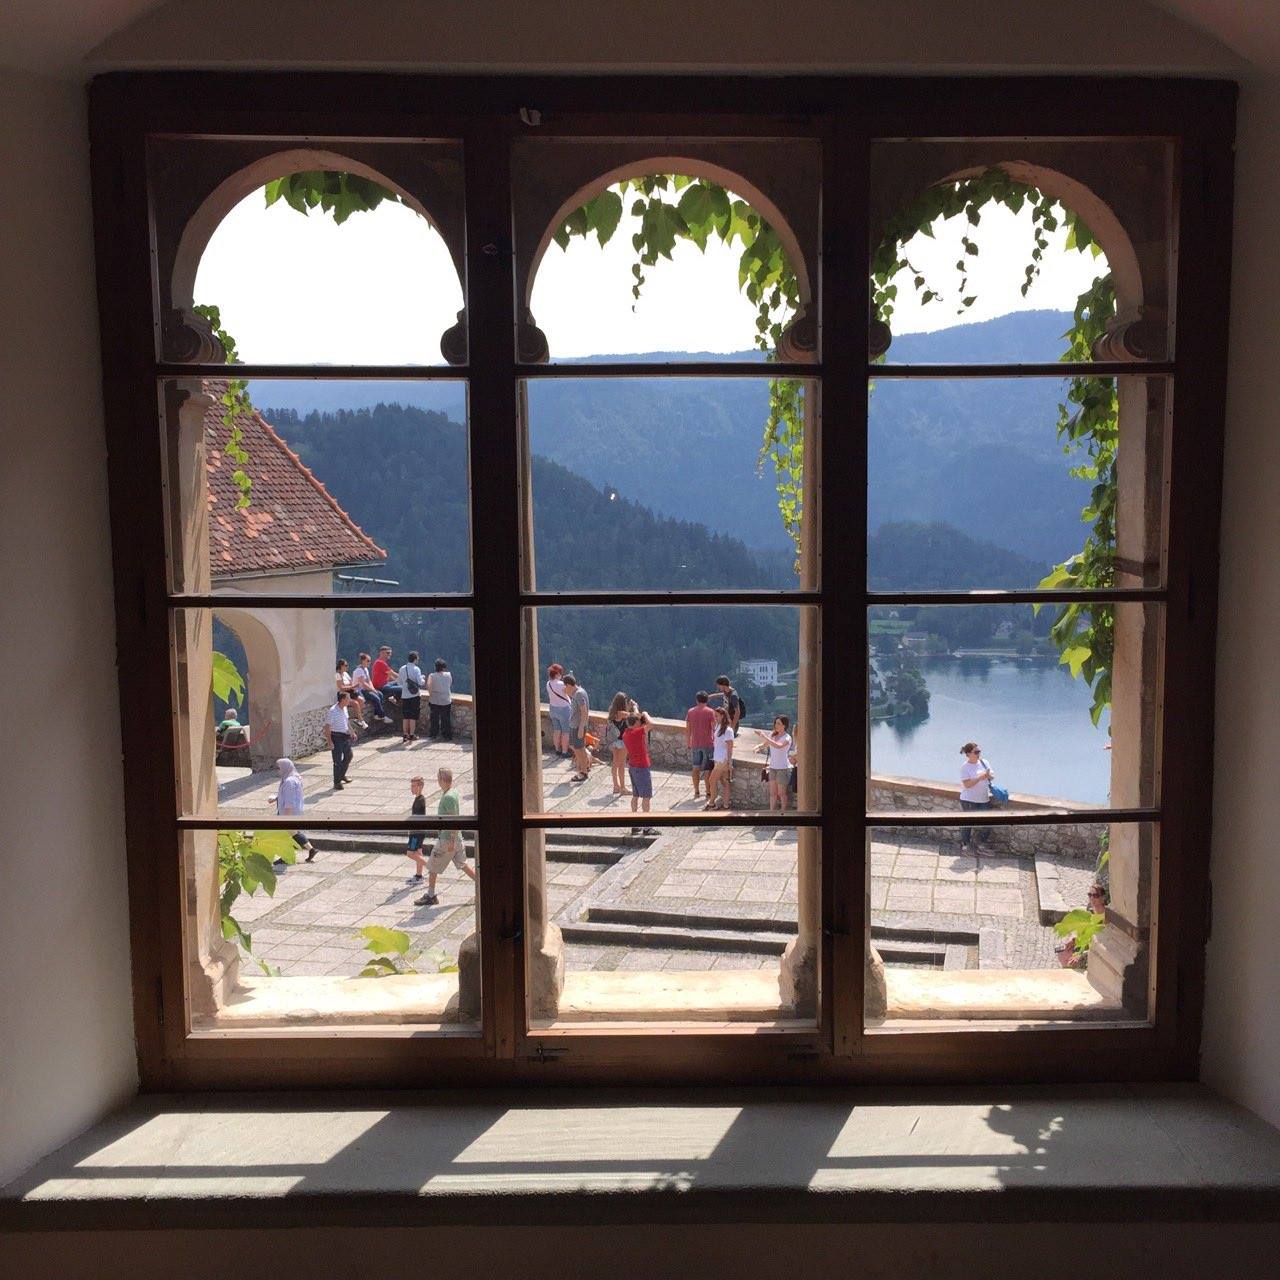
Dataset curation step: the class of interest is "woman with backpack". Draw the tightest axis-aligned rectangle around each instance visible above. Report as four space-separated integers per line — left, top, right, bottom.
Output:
604 691 632 795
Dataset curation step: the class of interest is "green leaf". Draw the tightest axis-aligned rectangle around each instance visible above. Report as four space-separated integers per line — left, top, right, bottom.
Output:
359 925 412 956
211 651 246 705
243 852 278 897
251 829 299 862
586 189 623 245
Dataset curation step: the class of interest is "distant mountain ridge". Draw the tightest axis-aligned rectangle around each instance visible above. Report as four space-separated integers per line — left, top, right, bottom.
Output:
253 309 1093 566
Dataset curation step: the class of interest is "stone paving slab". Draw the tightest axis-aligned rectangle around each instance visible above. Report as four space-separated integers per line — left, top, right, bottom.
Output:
221 738 1082 981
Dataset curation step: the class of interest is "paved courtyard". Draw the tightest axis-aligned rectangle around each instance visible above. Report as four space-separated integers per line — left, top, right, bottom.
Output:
218 731 1096 980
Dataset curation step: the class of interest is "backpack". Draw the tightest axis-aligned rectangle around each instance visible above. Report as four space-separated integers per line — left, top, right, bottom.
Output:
735 691 748 722
405 669 421 696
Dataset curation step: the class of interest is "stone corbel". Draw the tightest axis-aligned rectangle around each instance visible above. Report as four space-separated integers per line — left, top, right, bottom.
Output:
1091 307 1167 363
164 306 227 365
440 309 468 366
1086 908 1150 1014
518 309 550 365
777 308 818 363
869 310 893 360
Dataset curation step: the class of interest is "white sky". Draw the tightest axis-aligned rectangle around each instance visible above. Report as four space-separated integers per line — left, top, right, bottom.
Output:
194 185 1107 363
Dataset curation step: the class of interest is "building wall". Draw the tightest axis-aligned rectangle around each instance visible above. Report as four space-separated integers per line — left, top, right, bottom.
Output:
0 70 138 1186
2 0 1278 1189
1200 77 1280 1129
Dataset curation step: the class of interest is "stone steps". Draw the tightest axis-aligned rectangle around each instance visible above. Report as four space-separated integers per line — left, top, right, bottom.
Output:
564 904 968 967
314 831 648 865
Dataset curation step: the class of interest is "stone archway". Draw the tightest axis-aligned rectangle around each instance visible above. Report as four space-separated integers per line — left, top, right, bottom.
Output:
150 139 469 363
869 151 1163 1016
213 606 285 773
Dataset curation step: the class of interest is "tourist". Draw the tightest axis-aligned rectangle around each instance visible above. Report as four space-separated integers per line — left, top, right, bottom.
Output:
623 707 658 835
710 674 743 730
764 715 794 812
685 690 716 800
563 673 592 781
705 705 735 810
545 662 573 756
335 658 368 729
404 774 428 884
414 767 476 907
325 691 355 789
604 692 631 795
352 652 392 724
371 645 401 704
398 650 427 744
426 657 453 741
216 706 249 750
271 757 316 865
959 741 994 851
1087 882 1109 914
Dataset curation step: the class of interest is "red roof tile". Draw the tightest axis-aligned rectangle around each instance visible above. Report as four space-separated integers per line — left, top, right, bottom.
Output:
204 385 386 579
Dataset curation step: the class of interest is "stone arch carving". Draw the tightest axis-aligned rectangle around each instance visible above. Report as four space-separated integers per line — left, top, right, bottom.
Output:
869 149 1166 360
155 142 468 364
213 606 285 772
516 148 820 362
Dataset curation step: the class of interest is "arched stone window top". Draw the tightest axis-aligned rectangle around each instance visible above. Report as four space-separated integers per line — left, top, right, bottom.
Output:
153 140 467 364
514 145 820 362
871 146 1169 362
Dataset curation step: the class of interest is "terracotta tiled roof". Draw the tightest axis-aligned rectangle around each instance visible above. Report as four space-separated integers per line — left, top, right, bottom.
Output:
204 384 386 579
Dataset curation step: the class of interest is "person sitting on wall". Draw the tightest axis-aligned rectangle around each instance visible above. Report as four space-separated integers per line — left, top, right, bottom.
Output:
352 651 393 724
216 706 249 750
371 645 402 704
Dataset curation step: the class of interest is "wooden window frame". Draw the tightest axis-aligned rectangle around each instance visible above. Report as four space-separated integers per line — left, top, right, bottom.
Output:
88 72 1235 1089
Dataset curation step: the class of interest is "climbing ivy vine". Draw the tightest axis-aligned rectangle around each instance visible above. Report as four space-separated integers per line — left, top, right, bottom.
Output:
193 302 252 510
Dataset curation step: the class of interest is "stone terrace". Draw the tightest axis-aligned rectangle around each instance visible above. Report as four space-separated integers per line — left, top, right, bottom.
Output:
218 727 1098 980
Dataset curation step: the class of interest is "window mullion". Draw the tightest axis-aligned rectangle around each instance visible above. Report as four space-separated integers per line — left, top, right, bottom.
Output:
822 118 871 1056
463 121 523 1060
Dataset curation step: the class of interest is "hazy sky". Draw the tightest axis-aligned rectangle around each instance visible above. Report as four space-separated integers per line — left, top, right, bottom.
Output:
194 184 1106 364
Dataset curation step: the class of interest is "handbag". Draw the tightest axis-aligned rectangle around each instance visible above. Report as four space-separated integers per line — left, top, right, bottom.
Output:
982 757 1010 805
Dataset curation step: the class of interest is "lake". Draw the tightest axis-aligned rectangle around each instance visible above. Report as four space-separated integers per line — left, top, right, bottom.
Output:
870 656 1112 805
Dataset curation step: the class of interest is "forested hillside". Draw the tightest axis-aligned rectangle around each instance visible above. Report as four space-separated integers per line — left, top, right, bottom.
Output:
251 309 1094 565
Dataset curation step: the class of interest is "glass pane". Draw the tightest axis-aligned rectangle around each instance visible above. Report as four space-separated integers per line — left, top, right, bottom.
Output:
868 603 1160 809
149 138 467 366
513 139 820 364
524 605 818 816
171 606 476 820
183 828 479 1033
526 824 818 1029
523 377 816 591
161 378 471 596
867 376 1164 591
866 822 1152 1027
870 139 1173 364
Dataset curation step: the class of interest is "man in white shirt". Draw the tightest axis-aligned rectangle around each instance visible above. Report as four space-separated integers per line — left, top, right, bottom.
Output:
325 691 355 789
959 741 993 852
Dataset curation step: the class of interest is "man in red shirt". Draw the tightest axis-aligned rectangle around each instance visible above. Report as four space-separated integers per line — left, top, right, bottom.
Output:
685 690 717 801
371 645 401 703
623 710 658 836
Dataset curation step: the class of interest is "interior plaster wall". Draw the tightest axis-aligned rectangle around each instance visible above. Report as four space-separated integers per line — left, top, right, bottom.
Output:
1199 75 1280 1129
2 0 1278 1190
0 71 138 1186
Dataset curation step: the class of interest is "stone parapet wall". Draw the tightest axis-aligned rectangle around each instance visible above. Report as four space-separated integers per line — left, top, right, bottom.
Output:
870 775 1101 862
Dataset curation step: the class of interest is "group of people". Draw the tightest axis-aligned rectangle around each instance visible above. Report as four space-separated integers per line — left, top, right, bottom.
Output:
335 645 454 754
544 664 798 822
269 758 474 909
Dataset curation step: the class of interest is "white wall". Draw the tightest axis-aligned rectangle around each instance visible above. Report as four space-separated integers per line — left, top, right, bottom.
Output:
0 70 137 1185
2 0 1279 1185
1200 76 1280 1129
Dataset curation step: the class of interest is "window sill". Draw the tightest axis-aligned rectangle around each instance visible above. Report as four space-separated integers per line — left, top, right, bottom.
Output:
191 968 1119 1033
3 1085 1279 1231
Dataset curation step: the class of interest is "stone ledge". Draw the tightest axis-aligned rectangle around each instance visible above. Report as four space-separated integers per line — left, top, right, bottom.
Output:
191 968 1120 1031
4 1086 1280 1232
